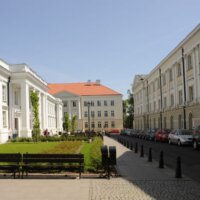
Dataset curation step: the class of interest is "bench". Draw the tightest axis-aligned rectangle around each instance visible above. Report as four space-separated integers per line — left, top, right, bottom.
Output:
21 153 84 178
0 153 21 178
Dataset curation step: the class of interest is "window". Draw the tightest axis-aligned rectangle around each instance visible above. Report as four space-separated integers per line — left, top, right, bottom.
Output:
91 111 95 117
162 74 166 86
104 121 108 128
111 100 114 106
104 111 108 117
97 100 101 106
163 117 167 129
178 115 182 129
111 121 115 128
111 110 115 117
72 101 77 107
91 122 95 128
3 111 7 128
84 111 88 117
90 101 94 106
84 101 88 107
104 100 107 106
169 68 173 81
158 99 161 110
153 101 156 111
189 86 194 102
97 111 101 117
63 101 68 107
163 97 167 108
85 122 88 128
177 63 182 77
2 85 7 102
170 94 174 106
170 116 174 130
187 54 193 70
98 121 101 128
178 90 183 105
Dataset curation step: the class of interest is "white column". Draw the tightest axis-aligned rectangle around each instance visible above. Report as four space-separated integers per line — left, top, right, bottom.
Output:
20 81 31 137
42 94 47 130
38 92 42 130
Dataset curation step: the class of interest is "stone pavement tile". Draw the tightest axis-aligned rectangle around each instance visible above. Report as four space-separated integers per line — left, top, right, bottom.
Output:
0 179 90 200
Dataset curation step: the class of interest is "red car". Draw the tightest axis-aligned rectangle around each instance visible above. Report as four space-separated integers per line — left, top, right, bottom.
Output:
154 129 171 142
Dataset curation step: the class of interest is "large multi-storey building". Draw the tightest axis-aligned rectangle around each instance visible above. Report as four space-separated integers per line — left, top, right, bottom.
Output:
0 59 63 143
133 24 200 131
48 80 123 132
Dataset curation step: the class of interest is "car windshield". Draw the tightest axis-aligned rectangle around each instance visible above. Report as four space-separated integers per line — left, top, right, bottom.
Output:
181 130 192 135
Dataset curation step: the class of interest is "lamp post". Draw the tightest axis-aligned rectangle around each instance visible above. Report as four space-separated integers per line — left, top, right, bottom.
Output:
87 101 91 138
182 48 187 129
159 68 163 131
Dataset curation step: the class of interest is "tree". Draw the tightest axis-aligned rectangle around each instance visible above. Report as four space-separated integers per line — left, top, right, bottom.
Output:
71 115 77 133
30 91 40 141
63 112 71 132
123 90 134 128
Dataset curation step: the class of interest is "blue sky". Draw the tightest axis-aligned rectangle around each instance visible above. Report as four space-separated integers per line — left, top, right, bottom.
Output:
0 0 200 98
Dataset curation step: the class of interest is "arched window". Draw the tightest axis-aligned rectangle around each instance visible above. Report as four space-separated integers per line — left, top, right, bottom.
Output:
188 113 193 130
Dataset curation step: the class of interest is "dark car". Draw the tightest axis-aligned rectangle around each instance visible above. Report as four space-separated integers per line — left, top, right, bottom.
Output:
145 129 157 141
192 125 200 150
154 129 170 142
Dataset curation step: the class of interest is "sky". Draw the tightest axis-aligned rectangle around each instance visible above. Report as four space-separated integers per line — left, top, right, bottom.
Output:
0 0 200 99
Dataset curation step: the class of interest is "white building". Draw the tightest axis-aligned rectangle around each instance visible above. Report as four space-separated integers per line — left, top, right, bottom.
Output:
0 59 63 143
48 80 123 132
133 24 200 131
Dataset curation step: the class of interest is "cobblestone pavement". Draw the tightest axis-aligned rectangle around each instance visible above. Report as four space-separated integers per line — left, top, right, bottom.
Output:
91 136 200 200
89 178 200 200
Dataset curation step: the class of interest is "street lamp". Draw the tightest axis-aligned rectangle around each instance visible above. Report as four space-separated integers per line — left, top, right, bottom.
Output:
87 101 91 138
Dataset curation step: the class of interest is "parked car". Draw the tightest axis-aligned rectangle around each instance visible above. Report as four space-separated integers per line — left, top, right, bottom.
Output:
192 125 200 150
154 129 170 142
108 129 120 136
138 130 146 139
168 129 193 146
145 129 157 141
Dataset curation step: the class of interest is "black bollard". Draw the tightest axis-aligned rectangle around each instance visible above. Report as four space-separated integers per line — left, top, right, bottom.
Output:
148 148 152 162
135 142 138 153
175 156 182 178
140 145 144 157
159 151 164 168
130 142 133 150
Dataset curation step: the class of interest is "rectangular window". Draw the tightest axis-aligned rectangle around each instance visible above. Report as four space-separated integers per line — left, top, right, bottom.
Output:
97 111 101 117
154 101 156 111
177 63 182 77
111 100 114 106
104 121 108 128
85 122 88 128
90 101 94 106
63 101 68 107
97 100 101 106
111 110 115 117
178 90 183 105
72 101 77 107
98 121 101 128
104 100 107 106
189 86 194 102
84 111 88 117
91 122 95 128
111 121 115 128
84 101 88 107
187 54 193 70
104 111 108 117
2 85 7 102
14 91 20 105
91 111 95 117
3 111 7 128
163 97 167 108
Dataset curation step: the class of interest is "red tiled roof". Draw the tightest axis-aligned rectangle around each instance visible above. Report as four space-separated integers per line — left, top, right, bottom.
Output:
48 82 121 96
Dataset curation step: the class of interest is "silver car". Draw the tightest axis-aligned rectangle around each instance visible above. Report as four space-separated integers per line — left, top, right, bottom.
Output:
168 129 193 146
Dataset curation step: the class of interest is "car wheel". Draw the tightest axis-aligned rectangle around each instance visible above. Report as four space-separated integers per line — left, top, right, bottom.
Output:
193 141 198 150
178 140 181 146
168 139 171 145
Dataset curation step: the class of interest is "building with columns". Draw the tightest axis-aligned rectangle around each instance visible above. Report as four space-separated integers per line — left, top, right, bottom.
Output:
0 59 63 143
48 81 123 132
133 24 200 131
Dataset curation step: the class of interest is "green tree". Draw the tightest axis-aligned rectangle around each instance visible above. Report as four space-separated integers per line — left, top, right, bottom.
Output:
63 113 71 132
71 115 77 133
30 91 40 141
123 90 134 128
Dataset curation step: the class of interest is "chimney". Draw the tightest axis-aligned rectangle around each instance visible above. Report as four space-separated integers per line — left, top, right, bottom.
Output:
85 80 91 86
95 80 101 85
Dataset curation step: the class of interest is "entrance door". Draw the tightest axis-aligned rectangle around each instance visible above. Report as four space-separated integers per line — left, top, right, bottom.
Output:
14 118 19 138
